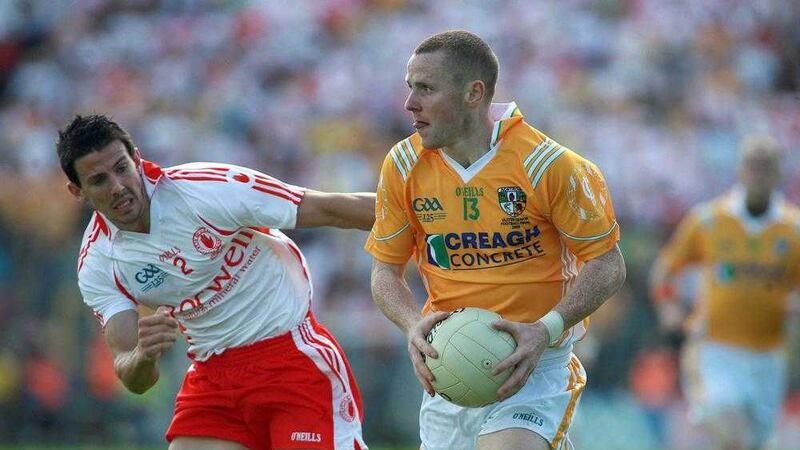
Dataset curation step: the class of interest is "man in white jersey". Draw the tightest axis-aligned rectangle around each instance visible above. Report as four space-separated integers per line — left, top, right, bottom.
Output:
58 115 372 450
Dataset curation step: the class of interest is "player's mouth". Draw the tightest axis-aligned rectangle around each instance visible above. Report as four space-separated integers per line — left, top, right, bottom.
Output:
413 120 429 130
113 196 135 212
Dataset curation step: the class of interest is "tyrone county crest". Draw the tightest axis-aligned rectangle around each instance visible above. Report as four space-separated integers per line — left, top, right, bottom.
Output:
497 187 526 217
192 227 223 258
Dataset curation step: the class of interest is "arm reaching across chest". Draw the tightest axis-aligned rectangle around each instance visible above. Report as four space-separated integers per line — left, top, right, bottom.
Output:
104 307 179 394
296 190 376 230
166 163 374 231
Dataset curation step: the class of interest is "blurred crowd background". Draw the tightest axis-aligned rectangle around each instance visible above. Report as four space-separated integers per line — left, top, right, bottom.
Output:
0 0 799 448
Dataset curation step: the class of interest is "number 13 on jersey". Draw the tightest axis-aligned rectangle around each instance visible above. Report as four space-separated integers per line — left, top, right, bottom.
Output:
463 197 480 221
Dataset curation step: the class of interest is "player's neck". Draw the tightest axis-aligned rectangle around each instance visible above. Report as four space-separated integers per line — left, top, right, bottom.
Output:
745 192 770 218
114 196 152 234
441 114 494 168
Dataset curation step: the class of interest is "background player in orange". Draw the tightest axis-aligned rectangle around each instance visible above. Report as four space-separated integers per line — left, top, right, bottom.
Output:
365 30 626 450
650 136 800 450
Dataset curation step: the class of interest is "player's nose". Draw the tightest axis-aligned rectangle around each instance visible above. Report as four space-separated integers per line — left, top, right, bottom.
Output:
109 174 126 196
405 92 420 112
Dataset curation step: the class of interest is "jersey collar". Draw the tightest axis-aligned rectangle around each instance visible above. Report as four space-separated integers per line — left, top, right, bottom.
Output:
437 102 524 183
726 185 785 233
489 101 523 147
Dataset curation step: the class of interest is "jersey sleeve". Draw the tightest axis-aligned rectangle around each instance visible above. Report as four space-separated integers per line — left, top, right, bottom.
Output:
787 214 800 287
78 257 137 327
364 151 415 264
532 149 619 261
657 207 705 275
167 163 304 230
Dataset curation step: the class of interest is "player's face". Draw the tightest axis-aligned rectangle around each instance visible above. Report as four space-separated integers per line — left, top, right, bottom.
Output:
740 153 779 201
68 140 150 233
404 51 469 149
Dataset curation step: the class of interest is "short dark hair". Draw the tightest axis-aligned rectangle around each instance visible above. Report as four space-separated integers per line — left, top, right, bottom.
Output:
414 30 499 100
56 114 136 187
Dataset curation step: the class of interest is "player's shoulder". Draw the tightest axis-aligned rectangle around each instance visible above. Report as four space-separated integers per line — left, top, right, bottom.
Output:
777 198 800 231
518 129 599 190
687 197 725 228
159 161 252 196
77 211 114 275
163 162 241 184
383 135 426 181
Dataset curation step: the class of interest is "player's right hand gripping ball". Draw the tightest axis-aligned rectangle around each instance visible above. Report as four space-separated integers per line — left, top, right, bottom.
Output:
424 307 517 407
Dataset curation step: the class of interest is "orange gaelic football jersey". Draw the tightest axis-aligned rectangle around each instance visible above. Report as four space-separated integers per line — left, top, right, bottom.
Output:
657 188 800 351
365 103 620 331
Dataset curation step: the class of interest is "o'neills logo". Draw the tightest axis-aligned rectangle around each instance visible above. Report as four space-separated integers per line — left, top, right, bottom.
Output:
339 394 356 422
290 431 322 443
192 227 223 258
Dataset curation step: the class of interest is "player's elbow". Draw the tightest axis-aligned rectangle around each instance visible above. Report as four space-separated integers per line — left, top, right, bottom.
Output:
122 376 158 395
614 256 627 293
370 259 404 301
603 246 627 296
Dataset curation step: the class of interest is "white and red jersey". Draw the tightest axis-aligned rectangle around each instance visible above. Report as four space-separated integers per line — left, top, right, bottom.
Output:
77 160 312 361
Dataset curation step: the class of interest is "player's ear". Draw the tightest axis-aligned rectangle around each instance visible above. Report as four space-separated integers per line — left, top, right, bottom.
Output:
67 181 83 201
132 147 142 167
465 80 486 107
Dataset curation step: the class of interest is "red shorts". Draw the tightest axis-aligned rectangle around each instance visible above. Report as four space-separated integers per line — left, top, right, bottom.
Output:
166 312 367 450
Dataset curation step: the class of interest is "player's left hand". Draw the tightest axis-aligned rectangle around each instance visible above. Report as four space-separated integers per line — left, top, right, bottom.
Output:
491 320 549 401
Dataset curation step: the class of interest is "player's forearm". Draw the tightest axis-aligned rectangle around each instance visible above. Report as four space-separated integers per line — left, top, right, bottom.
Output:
296 191 376 230
325 192 376 230
553 245 626 330
649 259 679 304
113 348 160 394
371 264 421 334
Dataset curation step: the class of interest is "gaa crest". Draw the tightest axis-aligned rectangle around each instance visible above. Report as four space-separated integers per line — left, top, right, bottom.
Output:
497 187 526 217
192 227 223 258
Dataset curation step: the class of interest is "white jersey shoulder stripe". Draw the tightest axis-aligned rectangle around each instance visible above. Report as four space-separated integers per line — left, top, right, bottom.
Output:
389 149 407 179
525 140 558 179
532 147 567 189
396 143 413 172
524 138 551 168
389 139 422 181
401 139 418 164
389 146 408 180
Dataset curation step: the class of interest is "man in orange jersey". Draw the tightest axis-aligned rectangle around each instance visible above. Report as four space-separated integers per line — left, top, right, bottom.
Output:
365 30 626 450
650 136 800 450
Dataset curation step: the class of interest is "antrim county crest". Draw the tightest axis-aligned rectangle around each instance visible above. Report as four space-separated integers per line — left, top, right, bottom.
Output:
497 187 526 217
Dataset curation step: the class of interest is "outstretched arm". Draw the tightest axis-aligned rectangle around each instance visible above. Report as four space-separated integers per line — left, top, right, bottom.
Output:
493 245 626 399
104 307 179 394
295 190 376 230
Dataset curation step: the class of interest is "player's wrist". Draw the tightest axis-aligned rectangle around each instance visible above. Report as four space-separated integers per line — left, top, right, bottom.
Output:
530 321 550 343
132 345 159 365
651 282 677 304
537 310 565 346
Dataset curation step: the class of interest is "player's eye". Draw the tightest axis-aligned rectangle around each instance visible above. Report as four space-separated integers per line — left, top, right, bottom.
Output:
89 175 105 186
115 164 128 174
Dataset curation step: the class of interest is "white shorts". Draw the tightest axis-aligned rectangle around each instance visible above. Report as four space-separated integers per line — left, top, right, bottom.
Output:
682 340 787 447
420 350 585 450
